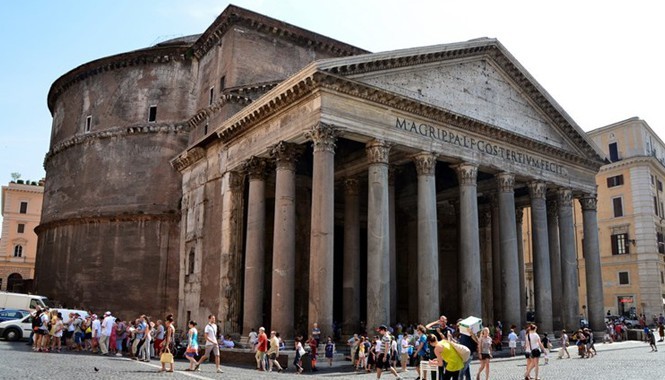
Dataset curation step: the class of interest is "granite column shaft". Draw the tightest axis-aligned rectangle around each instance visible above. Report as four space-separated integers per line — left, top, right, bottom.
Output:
457 163 482 317
558 189 579 331
497 173 520 330
342 178 360 334
547 198 563 332
414 153 440 323
529 181 553 333
307 125 337 339
366 140 391 330
581 194 604 333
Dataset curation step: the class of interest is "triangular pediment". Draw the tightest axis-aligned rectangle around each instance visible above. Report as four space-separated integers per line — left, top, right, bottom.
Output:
314 39 604 162
354 59 576 152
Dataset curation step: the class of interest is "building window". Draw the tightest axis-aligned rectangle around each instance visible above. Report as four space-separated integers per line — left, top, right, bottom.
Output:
17 224 25 234
659 180 663 192
187 249 195 275
220 76 226 90
658 232 665 254
611 233 630 255
612 197 624 217
661 271 664 284
148 105 157 122
652 175 655 185
655 197 660 216
204 123 208 135
607 175 624 188
618 271 630 285
19 201 27 214
609 142 619 162
209 87 214 105
85 115 92 133
13 245 23 258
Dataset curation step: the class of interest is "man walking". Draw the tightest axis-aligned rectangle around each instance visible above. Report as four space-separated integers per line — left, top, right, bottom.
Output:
255 327 268 371
195 315 222 373
376 325 401 379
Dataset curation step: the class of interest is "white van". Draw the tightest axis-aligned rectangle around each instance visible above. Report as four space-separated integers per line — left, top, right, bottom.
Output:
0 309 89 341
0 292 49 311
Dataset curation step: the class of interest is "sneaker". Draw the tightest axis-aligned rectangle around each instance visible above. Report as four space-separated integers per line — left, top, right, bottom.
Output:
216 369 223 373
115 353 122 357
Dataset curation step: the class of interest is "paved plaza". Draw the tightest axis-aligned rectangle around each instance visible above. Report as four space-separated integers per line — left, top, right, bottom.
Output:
0 339 662 380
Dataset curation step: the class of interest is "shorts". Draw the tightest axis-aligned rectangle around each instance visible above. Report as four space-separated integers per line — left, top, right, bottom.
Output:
481 353 491 360
269 353 277 360
509 341 516 348
36 330 48 336
205 344 220 357
64 331 73 339
377 353 391 370
75 332 84 344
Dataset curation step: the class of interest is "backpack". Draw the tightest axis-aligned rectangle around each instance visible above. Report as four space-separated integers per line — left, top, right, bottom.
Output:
451 341 471 362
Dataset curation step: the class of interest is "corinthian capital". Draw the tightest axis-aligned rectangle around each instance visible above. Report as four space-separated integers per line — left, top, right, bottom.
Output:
366 140 391 164
527 181 547 200
579 194 598 211
306 122 338 153
455 163 478 186
271 141 303 171
244 156 270 180
496 172 515 193
413 152 438 176
557 188 573 207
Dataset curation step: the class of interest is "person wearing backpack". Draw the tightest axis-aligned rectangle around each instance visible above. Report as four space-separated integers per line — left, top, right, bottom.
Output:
430 333 464 380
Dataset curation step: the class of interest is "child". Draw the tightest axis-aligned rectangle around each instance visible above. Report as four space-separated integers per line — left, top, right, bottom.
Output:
325 336 335 367
508 328 518 357
541 332 551 364
649 329 658 352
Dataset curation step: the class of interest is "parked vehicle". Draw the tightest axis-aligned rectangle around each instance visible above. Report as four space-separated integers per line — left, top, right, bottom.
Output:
0 309 30 323
605 315 639 328
0 314 32 341
0 292 49 311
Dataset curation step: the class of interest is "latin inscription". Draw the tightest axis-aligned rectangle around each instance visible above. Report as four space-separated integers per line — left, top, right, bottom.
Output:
396 117 567 176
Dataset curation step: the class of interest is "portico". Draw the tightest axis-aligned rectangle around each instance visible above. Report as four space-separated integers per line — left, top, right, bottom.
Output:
173 38 605 338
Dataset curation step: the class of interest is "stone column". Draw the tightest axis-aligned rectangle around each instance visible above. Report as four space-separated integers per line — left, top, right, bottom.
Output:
490 194 502 323
558 188 579 331
515 207 526 328
242 159 268 335
389 167 398 324
307 124 337 338
220 170 245 334
479 207 494 324
270 142 302 339
528 181 553 333
580 194 604 333
414 152 440 323
366 140 391 331
497 173 520 331
456 163 482 317
547 197 563 332
343 178 360 334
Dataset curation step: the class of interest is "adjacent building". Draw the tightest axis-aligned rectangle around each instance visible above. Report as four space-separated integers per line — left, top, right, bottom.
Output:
0 180 44 292
36 5 606 338
578 117 665 320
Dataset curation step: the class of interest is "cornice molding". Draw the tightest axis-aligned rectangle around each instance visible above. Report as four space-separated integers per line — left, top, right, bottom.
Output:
171 147 206 172
48 46 190 113
187 94 253 129
214 69 603 172
599 155 665 174
44 122 189 168
35 212 180 234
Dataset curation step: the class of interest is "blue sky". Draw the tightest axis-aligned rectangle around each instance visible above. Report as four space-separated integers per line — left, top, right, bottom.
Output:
0 1 662 207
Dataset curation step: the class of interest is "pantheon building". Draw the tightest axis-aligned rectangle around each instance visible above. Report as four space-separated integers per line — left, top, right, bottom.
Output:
36 5 605 338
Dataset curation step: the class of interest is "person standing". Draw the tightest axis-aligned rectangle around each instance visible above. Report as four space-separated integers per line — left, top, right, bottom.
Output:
255 327 268 371
542 332 551 364
267 330 284 372
476 327 492 380
325 336 335 367
115 317 126 357
508 328 518 357
412 325 429 380
648 329 658 352
195 315 222 373
458 324 479 380
312 323 322 346
139 316 152 362
91 314 102 353
293 336 305 374
100 311 113 355
153 320 165 357
399 333 410 373
248 328 258 352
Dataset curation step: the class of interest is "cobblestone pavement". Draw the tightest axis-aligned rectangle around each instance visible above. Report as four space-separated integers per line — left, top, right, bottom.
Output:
0 339 663 380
